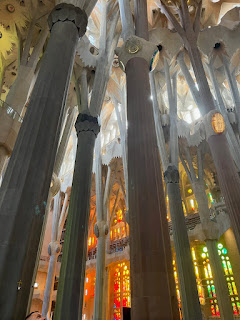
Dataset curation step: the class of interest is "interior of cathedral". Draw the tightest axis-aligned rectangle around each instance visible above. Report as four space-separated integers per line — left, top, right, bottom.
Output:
0 0 240 319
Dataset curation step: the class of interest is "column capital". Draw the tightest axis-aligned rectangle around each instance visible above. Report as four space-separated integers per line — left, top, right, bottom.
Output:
75 112 100 137
48 241 61 256
115 35 159 72
48 3 88 37
164 165 179 184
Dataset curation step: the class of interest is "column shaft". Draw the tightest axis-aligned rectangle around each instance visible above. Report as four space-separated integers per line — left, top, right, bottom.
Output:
206 239 234 320
222 228 240 296
0 145 8 179
0 12 84 318
134 0 149 40
54 114 99 320
42 253 59 317
165 167 202 320
126 56 173 319
208 134 240 251
93 235 106 320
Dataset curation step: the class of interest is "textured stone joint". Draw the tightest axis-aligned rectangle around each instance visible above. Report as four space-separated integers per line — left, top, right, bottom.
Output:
48 241 61 256
164 165 180 184
75 113 100 137
48 3 88 37
94 221 108 238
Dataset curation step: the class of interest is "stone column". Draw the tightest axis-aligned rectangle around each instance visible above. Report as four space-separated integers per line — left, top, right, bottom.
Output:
191 174 234 319
0 146 8 178
206 239 234 320
222 228 240 296
54 113 100 320
41 241 61 317
203 112 240 252
0 4 87 319
164 165 202 320
126 55 173 319
93 222 108 320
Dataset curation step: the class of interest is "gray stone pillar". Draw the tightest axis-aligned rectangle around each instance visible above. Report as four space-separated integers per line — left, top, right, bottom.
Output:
0 4 87 319
164 165 202 320
54 113 100 320
126 56 173 319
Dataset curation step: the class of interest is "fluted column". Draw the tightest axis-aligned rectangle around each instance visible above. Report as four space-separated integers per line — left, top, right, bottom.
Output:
164 165 202 320
0 4 87 319
54 113 100 320
126 56 173 319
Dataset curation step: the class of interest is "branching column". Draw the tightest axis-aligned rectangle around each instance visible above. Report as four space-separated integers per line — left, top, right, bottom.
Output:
0 4 87 319
54 113 100 320
180 143 234 320
159 0 240 252
151 69 201 319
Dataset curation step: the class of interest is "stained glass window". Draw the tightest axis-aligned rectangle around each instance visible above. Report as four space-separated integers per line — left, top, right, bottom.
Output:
113 262 130 320
199 243 240 316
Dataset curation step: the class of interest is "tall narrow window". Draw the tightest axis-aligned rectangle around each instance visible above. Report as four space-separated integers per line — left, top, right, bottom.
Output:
113 262 130 320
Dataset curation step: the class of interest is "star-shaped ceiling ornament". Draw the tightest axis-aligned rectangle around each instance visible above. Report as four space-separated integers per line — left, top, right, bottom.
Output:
0 0 30 33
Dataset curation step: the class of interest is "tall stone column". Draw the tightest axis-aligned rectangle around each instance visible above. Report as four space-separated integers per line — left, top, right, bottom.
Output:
93 223 108 320
164 165 202 320
42 240 61 317
208 133 240 251
0 4 87 319
0 146 8 178
222 228 240 296
206 239 234 320
182 145 234 320
93 144 111 320
54 113 100 320
193 182 233 319
202 111 240 252
126 54 173 319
